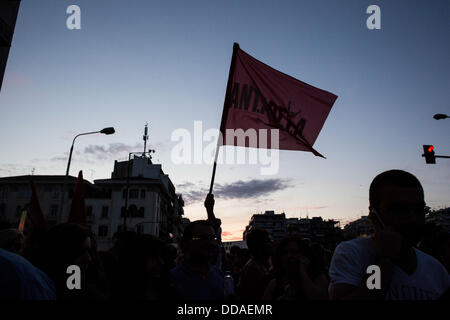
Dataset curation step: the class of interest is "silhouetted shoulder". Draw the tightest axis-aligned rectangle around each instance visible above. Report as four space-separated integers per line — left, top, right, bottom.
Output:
414 248 450 290
0 248 56 300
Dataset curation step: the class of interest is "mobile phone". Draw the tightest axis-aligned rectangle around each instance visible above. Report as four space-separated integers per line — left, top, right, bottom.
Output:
371 209 386 230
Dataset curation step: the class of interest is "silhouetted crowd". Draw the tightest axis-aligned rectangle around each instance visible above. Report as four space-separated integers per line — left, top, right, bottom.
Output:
0 170 449 300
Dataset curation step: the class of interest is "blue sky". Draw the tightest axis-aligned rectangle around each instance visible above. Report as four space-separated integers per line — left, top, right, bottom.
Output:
1 0 449 240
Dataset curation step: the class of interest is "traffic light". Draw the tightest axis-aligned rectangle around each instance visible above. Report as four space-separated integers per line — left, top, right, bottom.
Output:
423 145 436 164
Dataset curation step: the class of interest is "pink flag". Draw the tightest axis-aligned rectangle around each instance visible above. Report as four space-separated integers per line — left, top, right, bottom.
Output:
220 43 338 157
68 170 87 227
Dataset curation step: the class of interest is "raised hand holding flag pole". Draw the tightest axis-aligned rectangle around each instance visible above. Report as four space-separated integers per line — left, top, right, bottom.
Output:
208 43 338 194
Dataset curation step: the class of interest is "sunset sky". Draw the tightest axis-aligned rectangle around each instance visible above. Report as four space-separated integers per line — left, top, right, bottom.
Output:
1 0 449 241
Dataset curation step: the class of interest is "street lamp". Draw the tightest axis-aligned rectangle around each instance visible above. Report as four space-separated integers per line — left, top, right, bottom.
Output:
433 114 448 120
58 127 115 223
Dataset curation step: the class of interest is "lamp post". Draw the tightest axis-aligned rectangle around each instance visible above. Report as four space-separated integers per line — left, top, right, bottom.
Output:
58 127 115 223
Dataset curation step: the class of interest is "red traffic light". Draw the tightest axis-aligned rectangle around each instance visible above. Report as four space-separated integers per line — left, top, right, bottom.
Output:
423 145 436 164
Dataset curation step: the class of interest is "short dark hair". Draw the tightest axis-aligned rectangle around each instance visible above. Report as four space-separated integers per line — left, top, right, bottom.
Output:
245 228 269 256
180 220 214 250
369 170 424 210
273 236 309 270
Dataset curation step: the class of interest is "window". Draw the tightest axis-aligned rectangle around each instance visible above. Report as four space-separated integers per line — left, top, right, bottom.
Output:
128 205 138 217
138 207 144 218
52 190 60 200
0 203 6 217
140 189 146 199
0 188 7 200
86 206 93 216
50 205 58 218
101 206 109 218
137 224 144 234
98 225 108 238
18 187 31 199
129 189 139 199
122 189 127 199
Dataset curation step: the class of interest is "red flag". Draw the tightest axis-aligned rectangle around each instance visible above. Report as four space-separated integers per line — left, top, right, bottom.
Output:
68 170 87 226
20 177 48 236
220 43 338 158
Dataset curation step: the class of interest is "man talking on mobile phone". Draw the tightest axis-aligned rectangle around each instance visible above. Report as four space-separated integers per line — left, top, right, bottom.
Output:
329 170 450 300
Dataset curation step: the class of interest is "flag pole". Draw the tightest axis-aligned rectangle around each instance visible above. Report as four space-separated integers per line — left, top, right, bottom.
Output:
209 42 240 194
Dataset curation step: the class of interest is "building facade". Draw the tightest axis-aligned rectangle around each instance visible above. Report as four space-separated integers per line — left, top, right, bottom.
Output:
243 210 342 249
0 155 185 250
342 216 374 240
244 210 287 242
426 208 450 232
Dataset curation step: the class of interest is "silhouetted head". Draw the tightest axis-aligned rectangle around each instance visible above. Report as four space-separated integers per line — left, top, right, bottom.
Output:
181 220 218 265
273 236 315 276
138 234 166 280
110 232 168 299
164 243 178 270
38 223 92 293
230 245 241 257
245 228 272 260
369 169 426 247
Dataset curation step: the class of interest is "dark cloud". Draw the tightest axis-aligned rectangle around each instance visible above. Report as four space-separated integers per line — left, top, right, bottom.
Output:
48 143 146 163
50 156 67 162
83 143 143 160
216 178 292 199
178 178 293 205
177 181 195 189
182 190 206 204
298 206 328 210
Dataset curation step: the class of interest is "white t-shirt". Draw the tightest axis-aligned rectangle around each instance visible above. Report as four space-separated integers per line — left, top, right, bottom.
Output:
329 237 450 300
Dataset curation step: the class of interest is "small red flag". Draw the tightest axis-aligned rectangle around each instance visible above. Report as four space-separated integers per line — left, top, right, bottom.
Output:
220 44 338 158
67 170 87 226
20 177 48 236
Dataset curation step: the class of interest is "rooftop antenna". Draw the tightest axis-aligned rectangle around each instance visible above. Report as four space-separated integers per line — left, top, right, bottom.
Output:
143 123 149 156
142 123 156 161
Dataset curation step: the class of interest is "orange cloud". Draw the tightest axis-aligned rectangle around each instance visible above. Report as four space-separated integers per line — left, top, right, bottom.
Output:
222 229 245 242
